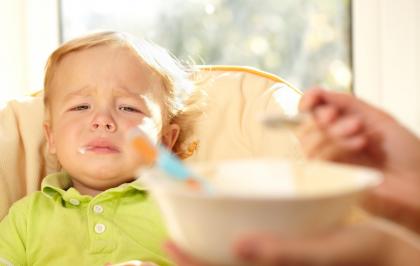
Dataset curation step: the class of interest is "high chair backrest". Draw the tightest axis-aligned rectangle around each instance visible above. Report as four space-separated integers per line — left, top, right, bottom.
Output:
0 65 303 219
186 65 303 162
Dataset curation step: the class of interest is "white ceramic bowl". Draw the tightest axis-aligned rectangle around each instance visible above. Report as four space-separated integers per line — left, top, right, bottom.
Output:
141 159 382 265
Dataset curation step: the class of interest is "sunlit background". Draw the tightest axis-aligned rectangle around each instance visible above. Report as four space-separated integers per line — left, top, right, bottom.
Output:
60 0 352 92
1 0 419 134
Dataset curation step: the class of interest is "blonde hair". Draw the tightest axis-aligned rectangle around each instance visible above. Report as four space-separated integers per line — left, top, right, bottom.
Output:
44 31 204 158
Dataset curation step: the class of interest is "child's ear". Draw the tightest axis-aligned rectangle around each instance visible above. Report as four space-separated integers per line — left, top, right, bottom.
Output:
162 123 180 150
43 122 56 154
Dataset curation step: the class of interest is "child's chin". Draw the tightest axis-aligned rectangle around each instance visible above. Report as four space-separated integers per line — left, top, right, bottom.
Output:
84 169 134 183
90 178 133 191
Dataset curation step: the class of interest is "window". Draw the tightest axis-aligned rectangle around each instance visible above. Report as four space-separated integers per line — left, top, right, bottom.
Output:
60 0 351 92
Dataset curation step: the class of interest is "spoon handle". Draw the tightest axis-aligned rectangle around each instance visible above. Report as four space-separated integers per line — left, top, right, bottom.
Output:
129 128 212 192
261 113 308 129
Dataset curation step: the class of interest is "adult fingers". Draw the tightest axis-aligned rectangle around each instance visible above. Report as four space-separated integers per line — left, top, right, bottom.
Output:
363 178 420 235
312 135 367 161
327 115 364 138
299 87 325 112
233 225 388 266
297 114 367 161
300 88 381 120
299 87 355 113
312 104 340 127
164 241 210 266
296 119 330 159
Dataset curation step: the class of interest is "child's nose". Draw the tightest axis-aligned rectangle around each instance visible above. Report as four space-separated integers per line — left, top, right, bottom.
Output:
91 114 116 132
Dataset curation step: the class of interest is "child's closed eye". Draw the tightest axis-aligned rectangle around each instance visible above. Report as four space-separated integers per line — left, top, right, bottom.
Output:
118 105 143 113
69 104 90 111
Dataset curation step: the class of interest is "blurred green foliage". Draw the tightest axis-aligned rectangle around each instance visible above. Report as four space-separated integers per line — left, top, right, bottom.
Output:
61 0 351 91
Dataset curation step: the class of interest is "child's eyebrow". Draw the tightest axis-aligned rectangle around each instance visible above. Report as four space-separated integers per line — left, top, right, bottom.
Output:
62 86 144 101
62 86 94 101
113 86 143 98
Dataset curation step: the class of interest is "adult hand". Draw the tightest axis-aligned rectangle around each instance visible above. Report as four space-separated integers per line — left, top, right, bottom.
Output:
232 221 420 266
297 88 420 233
164 241 213 266
165 221 420 266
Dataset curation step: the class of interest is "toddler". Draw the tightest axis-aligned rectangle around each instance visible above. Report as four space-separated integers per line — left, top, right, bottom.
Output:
0 31 202 266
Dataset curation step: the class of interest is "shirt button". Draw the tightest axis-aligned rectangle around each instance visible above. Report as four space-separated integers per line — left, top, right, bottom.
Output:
69 199 80 206
94 223 106 234
93 205 104 214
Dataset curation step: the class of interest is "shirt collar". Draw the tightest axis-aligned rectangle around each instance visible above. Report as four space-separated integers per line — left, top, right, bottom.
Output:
41 172 147 203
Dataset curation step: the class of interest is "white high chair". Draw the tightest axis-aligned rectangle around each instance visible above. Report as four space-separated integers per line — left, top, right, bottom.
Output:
0 65 303 219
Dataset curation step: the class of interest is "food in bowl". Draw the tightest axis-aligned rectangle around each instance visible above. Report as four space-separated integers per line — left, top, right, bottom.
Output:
140 159 382 265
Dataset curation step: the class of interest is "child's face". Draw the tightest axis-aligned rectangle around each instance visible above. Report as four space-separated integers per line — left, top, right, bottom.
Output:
44 45 179 191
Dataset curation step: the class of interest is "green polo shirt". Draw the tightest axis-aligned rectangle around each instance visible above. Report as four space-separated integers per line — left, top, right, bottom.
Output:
0 172 173 266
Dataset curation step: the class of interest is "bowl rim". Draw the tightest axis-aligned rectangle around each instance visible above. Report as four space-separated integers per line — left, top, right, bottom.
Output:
140 159 384 202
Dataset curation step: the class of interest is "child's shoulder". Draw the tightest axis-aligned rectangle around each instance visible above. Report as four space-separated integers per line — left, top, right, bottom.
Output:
15 190 49 203
8 190 53 215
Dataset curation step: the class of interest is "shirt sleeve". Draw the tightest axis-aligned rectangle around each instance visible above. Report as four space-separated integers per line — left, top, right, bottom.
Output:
0 199 28 266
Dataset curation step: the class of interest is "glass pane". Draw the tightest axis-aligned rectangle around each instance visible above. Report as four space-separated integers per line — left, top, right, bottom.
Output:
60 0 351 92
